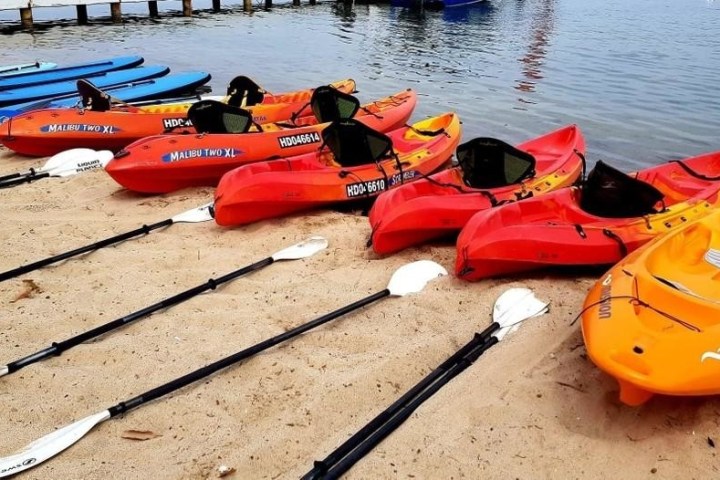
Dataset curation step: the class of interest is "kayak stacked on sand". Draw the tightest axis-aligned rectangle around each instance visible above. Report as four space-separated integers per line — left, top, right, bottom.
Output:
104 87 418 193
367 124 586 255
582 208 720 406
1 77 356 156
454 152 720 280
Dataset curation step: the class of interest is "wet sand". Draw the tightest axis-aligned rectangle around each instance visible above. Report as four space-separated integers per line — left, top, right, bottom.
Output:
0 145 718 479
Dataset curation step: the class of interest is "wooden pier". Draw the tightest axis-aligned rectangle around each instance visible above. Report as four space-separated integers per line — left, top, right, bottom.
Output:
0 0 308 28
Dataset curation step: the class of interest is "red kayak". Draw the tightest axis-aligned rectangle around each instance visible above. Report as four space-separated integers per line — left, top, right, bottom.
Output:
368 124 585 255
213 113 461 226
105 89 416 194
455 152 720 280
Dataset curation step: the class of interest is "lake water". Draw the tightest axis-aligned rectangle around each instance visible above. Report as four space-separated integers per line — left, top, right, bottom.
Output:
0 0 718 170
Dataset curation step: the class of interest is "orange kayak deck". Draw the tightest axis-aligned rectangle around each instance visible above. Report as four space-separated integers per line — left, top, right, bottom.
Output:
582 209 720 405
213 112 461 226
1 79 356 157
368 124 585 255
104 89 417 194
455 151 720 280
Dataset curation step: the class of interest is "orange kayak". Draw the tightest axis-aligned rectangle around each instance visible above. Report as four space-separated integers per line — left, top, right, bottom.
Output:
213 113 461 226
456 151 720 280
105 89 417 194
582 209 720 406
368 124 585 255
0 78 356 157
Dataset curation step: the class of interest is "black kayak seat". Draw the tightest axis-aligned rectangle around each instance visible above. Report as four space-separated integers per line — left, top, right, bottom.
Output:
187 100 253 134
226 76 265 107
580 160 665 218
77 79 112 112
310 86 360 124
322 119 393 168
456 137 536 189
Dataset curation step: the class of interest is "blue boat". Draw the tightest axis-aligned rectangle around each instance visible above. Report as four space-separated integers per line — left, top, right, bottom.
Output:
0 71 212 120
0 62 57 77
0 56 144 91
0 65 170 107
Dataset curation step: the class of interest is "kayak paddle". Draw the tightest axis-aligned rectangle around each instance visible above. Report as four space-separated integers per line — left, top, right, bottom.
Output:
0 259 447 477
0 148 113 187
0 236 329 378
303 287 549 480
0 202 214 283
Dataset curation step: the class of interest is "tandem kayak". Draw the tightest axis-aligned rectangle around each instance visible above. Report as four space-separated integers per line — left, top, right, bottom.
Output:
0 55 143 91
368 124 585 255
455 152 720 280
0 78 355 156
582 209 720 406
213 113 461 226
0 65 169 108
104 88 417 194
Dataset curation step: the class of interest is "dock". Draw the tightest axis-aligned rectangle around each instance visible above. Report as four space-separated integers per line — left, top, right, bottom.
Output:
0 0 318 29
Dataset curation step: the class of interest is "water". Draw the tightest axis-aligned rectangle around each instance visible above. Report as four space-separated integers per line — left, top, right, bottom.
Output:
0 0 718 169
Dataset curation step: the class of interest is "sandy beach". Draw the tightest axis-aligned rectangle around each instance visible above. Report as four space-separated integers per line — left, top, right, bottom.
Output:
0 143 718 480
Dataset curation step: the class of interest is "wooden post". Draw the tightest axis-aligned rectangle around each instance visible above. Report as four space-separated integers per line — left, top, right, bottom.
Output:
212 0 221 11
243 0 252 11
293 0 299 6
148 1 159 17
20 8 33 29
309 0 316 5
265 0 272 8
76 5 88 24
110 3 122 22
182 0 192 16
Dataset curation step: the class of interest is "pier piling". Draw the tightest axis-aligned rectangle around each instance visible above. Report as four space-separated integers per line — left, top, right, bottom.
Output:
244 0 252 11
212 0 221 11
182 0 192 16
149 1 159 17
76 5 88 24
20 7 33 29
110 2 122 22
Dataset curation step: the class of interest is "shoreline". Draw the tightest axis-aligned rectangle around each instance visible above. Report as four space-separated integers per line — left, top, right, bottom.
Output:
0 145 718 479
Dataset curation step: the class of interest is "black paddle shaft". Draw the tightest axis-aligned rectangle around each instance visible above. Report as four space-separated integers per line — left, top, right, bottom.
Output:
5 256 275 374
107 289 391 418
304 329 501 480
0 171 50 188
0 218 175 283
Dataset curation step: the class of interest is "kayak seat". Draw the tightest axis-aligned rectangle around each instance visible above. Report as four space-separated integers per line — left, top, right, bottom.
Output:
456 137 536 189
580 161 665 218
310 86 360 124
77 79 111 112
226 76 265 107
187 100 253 134
322 119 394 168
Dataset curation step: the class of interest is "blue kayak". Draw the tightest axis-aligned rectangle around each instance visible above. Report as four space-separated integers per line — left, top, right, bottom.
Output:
0 65 169 108
0 62 58 77
0 55 144 91
0 71 212 120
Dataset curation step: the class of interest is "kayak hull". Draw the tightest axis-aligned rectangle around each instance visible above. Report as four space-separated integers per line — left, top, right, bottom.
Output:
105 89 417 194
213 112 461 226
582 210 720 405
456 151 720 280
368 124 585 255
1 79 355 156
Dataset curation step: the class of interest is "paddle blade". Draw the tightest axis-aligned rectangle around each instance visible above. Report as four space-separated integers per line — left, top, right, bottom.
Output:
171 202 214 224
42 148 97 172
387 260 447 296
272 236 328 261
0 410 110 478
51 149 114 177
493 288 549 341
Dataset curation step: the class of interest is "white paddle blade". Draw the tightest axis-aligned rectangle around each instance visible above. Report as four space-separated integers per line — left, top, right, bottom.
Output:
0 366 7 377
0 410 110 478
41 148 97 172
272 236 328 261
387 260 448 296
171 202 215 224
492 288 549 342
52 150 114 178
